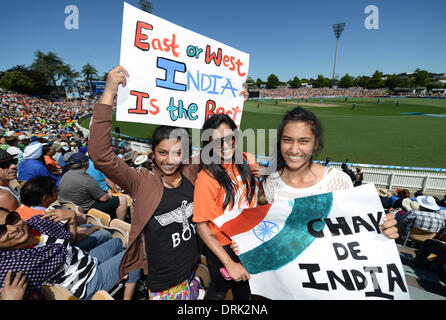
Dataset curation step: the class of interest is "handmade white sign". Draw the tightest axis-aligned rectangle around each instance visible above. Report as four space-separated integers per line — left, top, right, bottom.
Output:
117 2 250 129
214 184 410 300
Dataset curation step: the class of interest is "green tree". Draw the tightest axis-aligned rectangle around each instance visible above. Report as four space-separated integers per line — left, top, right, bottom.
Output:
255 78 263 88
356 76 370 88
60 65 80 86
82 63 99 81
413 69 430 87
0 65 48 94
367 70 385 89
289 76 302 88
312 74 331 88
246 77 255 89
101 72 109 81
30 50 71 87
266 74 280 89
338 73 354 88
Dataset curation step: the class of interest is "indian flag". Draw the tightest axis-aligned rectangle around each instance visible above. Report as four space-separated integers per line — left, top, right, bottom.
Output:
212 184 410 300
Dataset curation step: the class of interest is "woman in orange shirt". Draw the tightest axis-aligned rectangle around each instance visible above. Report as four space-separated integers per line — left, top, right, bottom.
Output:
193 114 259 300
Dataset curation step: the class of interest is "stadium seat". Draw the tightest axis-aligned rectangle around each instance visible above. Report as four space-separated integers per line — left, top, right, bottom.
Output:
92 290 115 300
42 284 78 300
112 192 134 220
109 219 131 249
194 264 210 290
200 254 208 267
87 208 111 227
403 226 438 246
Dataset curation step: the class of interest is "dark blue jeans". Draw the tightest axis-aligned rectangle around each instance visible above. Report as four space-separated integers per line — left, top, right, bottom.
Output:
83 238 141 300
76 224 112 252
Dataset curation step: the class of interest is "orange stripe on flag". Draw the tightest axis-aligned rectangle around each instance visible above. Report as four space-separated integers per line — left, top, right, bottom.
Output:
220 204 272 238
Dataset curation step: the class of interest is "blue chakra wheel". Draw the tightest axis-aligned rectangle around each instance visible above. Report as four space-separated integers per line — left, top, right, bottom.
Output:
253 221 279 242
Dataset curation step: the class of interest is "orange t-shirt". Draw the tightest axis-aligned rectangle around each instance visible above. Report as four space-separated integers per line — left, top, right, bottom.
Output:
44 155 62 174
16 204 44 221
192 153 258 246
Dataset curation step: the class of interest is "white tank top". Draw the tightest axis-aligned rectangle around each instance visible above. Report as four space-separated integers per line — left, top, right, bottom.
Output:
263 167 353 204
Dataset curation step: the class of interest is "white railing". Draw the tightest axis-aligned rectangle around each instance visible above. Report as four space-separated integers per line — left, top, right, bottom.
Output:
76 122 446 193
328 165 446 193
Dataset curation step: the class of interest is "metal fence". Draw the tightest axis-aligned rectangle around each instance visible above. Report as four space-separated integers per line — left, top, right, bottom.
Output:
328 165 446 193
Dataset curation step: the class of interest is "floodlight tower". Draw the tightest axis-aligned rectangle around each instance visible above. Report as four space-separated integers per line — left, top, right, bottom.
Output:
139 0 154 13
332 22 346 88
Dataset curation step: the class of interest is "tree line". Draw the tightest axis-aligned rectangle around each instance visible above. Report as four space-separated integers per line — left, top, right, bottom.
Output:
0 50 106 95
1 50 444 96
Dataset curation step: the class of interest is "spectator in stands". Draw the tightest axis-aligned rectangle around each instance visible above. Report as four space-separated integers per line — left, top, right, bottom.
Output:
354 167 363 187
5 136 23 159
58 146 71 169
0 149 20 207
394 189 412 212
0 270 27 300
415 239 446 282
61 149 74 175
439 195 446 208
58 152 128 221
17 176 112 252
17 135 28 150
0 189 19 213
414 190 424 197
17 143 61 186
193 113 258 300
0 137 8 150
133 154 152 171
261 107 398 239
86 157 120 194
378 188 392 210
52 141 62 165
89 66 203 300
0 206 140 300
397 196 446 238
42 144 62 176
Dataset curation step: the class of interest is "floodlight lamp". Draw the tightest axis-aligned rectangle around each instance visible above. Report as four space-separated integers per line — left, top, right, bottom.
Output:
332 22 346 39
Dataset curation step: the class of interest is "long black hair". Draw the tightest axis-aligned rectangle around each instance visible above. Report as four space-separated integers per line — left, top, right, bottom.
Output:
275 107 324 172
201 114 256 210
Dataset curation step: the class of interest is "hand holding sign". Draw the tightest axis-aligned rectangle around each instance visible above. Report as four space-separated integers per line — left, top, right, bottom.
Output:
99 66 130 106
379 212 399 239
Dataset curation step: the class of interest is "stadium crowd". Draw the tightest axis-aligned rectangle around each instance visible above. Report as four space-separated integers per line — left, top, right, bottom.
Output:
258 86 390 98
257 86 445 99
0 80 443 301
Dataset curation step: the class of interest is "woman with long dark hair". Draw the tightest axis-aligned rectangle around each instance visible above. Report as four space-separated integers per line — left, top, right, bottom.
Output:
89 66 202 300
193 113 259 300
262 107 398 238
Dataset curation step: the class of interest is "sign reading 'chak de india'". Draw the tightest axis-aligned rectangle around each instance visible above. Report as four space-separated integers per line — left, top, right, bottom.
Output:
213 184 410 300
117 2 250 129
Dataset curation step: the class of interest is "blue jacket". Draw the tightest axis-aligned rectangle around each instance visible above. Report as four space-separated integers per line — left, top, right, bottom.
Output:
18 159 61 186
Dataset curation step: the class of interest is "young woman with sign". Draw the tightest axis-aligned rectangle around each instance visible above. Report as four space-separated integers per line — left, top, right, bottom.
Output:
193 113 262 300
88 66 202 300
89 66 249 300
261 107 398 239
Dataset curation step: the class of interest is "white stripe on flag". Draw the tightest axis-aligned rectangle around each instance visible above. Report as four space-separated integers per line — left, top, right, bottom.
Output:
213 208 244 228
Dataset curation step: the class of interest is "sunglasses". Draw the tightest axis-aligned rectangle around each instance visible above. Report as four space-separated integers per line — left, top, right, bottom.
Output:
0 158 18 169
0 211 21 238
212 134 236 149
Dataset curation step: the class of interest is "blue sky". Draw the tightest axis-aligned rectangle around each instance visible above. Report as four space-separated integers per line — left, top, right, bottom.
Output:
1 0 445 82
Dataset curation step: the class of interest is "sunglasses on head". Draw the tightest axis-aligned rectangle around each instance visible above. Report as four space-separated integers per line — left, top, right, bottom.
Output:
0 158 18 169
0 211 21 238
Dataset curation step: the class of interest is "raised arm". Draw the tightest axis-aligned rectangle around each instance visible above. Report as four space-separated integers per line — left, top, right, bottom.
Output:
88 66 147 196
